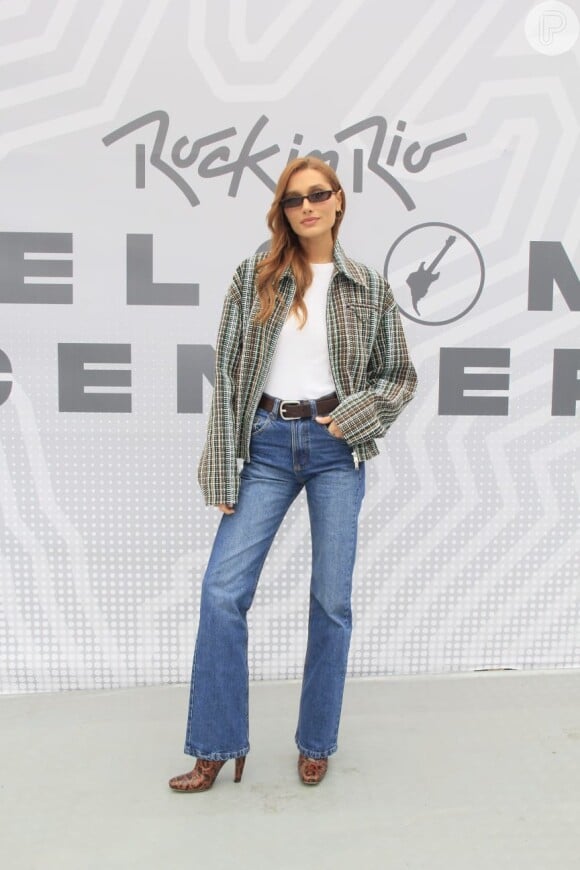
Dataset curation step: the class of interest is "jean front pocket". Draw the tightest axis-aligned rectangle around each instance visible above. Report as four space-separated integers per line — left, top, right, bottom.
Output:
251 408 275 437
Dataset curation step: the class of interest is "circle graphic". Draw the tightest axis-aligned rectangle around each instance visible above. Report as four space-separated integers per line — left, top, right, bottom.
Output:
525 2 579 55
384 222 484 326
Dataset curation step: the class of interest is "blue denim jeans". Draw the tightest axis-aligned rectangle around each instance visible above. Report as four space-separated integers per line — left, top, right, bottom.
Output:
184 397 366 761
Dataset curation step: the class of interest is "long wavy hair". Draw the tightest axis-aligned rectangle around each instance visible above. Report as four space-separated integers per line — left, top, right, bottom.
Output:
255 156 345 327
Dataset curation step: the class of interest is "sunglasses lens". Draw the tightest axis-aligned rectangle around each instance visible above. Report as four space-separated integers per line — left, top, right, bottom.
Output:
310 190 333 203
281 196 302 209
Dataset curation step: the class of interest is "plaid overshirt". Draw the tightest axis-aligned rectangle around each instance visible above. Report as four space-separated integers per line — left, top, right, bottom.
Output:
198 239 417 506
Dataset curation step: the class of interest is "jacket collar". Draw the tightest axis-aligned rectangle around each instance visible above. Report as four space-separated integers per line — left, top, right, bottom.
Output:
332 239 369 289
280 239 369 289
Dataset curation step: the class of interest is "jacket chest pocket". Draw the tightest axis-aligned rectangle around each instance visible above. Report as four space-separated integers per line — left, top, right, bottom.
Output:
345 302 378 352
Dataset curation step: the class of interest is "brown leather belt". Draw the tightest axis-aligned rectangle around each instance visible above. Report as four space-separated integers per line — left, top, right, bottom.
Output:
258 392 339 420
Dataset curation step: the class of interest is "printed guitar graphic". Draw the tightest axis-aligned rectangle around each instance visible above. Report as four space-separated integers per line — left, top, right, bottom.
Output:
406 235 456 314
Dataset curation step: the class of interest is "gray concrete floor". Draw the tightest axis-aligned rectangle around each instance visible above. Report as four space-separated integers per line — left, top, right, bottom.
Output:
0 670 579 870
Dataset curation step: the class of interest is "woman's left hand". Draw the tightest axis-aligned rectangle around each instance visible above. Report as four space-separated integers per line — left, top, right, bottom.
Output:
315 415 345 439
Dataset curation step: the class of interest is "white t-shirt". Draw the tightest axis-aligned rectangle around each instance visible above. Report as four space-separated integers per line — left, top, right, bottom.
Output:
263 262 336 400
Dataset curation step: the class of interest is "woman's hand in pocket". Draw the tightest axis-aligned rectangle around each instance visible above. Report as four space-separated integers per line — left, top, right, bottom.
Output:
315 415 344 439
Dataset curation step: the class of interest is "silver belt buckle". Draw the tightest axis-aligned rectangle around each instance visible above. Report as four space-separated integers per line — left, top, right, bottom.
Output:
279 400 300 420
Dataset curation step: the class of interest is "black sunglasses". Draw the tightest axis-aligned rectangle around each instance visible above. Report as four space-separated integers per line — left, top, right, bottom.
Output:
280 189 335 210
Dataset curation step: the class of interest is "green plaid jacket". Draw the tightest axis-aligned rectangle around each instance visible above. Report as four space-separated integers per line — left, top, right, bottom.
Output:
198 240 417 505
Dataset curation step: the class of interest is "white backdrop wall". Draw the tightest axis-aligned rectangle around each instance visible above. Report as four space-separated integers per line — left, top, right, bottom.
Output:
1 0 579 694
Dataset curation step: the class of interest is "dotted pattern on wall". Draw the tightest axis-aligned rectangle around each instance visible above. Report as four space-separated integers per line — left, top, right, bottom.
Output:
1 342 579 694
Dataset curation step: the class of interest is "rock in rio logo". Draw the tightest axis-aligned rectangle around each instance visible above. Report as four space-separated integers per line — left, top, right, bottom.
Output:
384 222 485 325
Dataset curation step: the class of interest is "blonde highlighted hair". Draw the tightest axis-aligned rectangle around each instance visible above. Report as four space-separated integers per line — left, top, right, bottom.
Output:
255 156 345 326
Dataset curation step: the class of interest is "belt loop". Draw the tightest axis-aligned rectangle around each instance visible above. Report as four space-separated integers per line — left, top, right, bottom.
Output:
309 398 318 417
272 396 281 416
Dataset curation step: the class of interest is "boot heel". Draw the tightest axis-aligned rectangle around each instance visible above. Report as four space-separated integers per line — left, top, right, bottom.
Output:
234 755 246 783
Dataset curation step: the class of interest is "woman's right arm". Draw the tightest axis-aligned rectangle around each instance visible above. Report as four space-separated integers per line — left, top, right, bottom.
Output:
197 273 243 508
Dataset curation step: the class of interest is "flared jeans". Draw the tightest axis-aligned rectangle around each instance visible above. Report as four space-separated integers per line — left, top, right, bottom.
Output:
184 398 366 760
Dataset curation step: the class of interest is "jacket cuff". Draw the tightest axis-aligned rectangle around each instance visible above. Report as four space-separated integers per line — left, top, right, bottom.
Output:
330 394 386 444
200 478 239 507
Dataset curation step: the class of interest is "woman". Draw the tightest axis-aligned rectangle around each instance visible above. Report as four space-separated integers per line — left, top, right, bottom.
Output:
169 156 417 792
